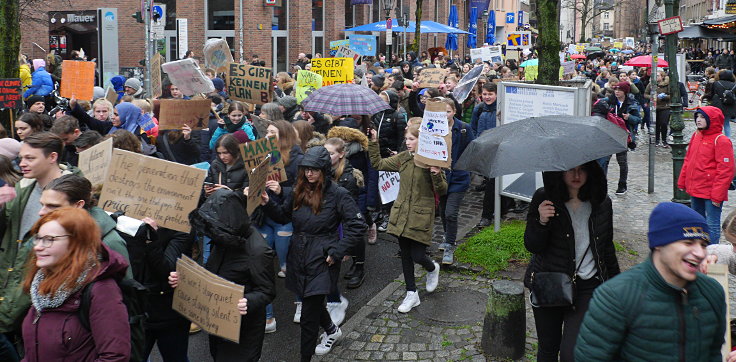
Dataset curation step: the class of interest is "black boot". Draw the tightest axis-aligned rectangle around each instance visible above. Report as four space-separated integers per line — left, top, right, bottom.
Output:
347 263 365 289
343 258 357 280
615 182 627 195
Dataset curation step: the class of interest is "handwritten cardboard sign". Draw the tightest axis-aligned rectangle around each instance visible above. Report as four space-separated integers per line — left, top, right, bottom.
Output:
60 60 96 100
161 58 215 96
240 137 288 182
105 87 117 105
226 63 273 105
310 58 354 86
416 68 448 89
173 256 244 343
97 149 207 232
0 79 22 110
414 99 452 168
295 70 323 104
420 110 450 136
158 99 211 130
203 38 234 73
379 171 400 204
246 155 271 215
151 53 163 99
78 138 113 188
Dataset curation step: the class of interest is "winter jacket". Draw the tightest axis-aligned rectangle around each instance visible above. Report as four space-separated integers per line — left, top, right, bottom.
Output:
0 165 80 333
336 162 364 203
192 189 275 361
446 119 475 193
368 141 448 245
264 147 365 298
470 101 497 137
327 126 378 210
708 79 736 120
156 131 201 165
19 64 32 96
607 94 642 127
678 106 735 204
209 121 256 150
206 157 248 193
23 66 54 98
282 144 304 188
523 187 620 289
88 207 133 280
644 77 672 111
21 244 131 362
716 53 732 69
372 99 407 157
70 103 115 135
575 257 725 362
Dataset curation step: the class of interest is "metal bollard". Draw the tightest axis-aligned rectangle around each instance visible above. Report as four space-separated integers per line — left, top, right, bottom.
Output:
481 280 525 359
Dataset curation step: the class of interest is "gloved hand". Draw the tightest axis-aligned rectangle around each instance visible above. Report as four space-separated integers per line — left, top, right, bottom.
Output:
657 93 667 100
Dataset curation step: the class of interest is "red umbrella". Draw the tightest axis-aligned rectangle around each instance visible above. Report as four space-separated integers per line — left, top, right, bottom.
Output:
624 55 669 68
571 54 586 59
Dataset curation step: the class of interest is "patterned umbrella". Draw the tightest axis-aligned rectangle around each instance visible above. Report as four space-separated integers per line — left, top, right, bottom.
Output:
301 83 391 116
467 7 478 49
445 5 459 51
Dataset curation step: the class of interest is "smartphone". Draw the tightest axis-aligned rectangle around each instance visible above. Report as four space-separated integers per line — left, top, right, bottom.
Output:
365 127 372 138
203 182 215 187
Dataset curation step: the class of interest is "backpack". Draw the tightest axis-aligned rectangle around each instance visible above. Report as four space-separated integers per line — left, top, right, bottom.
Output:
719 81 736 105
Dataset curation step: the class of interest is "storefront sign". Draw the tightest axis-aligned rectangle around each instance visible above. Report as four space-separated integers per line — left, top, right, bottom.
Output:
226 63 273 105
310 58 354 86
0 79 22 110
506 31 531 50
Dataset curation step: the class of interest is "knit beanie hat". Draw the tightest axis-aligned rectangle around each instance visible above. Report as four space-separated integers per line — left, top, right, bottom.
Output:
277 96 297 110
212 77 225 92
648 202 710 248
26 95 45 108
232 130 251 144
93 86 106 101
124 78 142 91
372 75 385 88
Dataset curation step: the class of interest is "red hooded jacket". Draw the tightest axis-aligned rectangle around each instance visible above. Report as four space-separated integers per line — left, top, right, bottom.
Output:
677 106 735 203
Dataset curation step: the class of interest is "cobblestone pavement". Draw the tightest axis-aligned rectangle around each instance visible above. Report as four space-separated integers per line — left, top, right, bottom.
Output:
315 118 736 361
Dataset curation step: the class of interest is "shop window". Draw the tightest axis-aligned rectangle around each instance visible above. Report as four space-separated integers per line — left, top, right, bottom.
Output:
208 0 234 30
345 0 354 28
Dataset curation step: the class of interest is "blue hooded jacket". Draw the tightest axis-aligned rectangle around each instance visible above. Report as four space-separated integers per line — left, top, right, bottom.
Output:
110 75 126 101
470 101 497 137
23 66 54 98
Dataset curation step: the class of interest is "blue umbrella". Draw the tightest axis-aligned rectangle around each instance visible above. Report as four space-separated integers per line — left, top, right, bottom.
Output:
467 7 478 48
445 5 459 51
345 20 469 34
622 49 634 54
486 10 496 45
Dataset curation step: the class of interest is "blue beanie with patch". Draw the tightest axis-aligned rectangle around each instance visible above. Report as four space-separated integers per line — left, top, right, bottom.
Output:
648 202 710 248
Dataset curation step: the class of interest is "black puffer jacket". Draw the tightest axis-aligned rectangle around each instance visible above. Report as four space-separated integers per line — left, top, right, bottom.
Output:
191 189 276 360
709 74 736 120
264 147 366 298
206 157 248 193
372 90 407 157
523 187 620 289
336 162 363 203
282 144 304 188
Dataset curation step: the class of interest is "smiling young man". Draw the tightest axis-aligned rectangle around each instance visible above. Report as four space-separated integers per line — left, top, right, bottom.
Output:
575 202 726 361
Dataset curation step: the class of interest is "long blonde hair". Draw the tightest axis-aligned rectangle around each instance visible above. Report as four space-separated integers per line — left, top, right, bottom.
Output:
325 137 347 180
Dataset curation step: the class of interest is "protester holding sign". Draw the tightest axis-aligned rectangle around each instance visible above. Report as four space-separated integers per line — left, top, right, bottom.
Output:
368 124 447 314
256 146 366 360
209 101 256 149
205 134 248 196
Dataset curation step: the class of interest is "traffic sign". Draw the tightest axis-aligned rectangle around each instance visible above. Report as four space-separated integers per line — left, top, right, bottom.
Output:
506 13 515 24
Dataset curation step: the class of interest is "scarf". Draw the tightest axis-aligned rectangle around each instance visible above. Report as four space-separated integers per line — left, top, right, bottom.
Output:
30 261 94 312
224 115 245 133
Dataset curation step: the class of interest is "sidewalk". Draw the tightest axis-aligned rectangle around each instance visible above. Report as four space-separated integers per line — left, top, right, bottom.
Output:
317 118 736 361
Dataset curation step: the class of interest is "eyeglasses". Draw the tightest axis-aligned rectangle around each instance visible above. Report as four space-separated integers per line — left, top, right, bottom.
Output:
32 234 70 247
304 168 321 175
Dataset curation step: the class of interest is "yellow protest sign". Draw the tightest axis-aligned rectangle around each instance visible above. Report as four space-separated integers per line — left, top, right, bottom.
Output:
613 41 624 49
575 45 585 53
295 70 322 104
310 58 354 86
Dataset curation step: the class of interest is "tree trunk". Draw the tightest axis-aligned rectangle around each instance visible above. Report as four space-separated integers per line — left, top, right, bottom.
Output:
412 0 423 53
579 17 587 43
536 0 560 85
0 0 20 132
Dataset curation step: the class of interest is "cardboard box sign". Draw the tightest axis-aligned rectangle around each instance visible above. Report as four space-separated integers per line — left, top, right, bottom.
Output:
295 70 322 104
414 99 452 169
78 138 113 188
151 53 163 99
158 99 212 130
246 155 271 215
226 63 273 105
240 137 288 183
0 79 23 110
416 68 449 89
60 60 96 100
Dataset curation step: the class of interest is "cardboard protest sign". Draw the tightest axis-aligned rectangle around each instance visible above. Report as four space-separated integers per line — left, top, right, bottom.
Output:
60 60 96 100
310 58 354 86
158 99 211 129
451 65 483 103
335 46 360 64
173 256 244 343
414 99 452 168
203 38 234 73
246 155 271 215
0 79 22 110
97 149 207 232
707 263 731 359
379 171 400 204
226 63 273 105
78 138 113 188
416 68 448 89
105 87 117 105
562 61 576 75
295 70 322 104
161 58 215 96
575 44 586 53
240 137 288 182
151 53 163 99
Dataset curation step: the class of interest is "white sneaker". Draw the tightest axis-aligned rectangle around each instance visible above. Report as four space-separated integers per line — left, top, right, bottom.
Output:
265 318 276 333
277 268 286 278
326 295 349 326
426 261 440 292
293 302 302 323
397 291 420 313
315 327 343 355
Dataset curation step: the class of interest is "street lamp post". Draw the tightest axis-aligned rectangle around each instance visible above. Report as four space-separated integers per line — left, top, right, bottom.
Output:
482 9 489 45
663 0 688 203
384 0 394 64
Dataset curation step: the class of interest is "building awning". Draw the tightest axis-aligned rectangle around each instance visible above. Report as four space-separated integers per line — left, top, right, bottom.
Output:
702 15 736 25
678 25 736 40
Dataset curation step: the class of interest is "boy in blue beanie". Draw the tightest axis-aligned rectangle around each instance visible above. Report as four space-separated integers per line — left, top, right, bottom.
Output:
575 202 726 361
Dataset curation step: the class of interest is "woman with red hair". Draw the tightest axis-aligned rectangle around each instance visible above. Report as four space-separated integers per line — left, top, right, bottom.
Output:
21 207 130 362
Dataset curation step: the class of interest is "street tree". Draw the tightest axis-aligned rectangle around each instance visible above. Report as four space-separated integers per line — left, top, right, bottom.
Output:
535 0 561 85
0 0 20 80
411 0 423 53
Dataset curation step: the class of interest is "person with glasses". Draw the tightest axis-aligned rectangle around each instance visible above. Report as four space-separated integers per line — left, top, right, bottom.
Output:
254 146 366 360
20 207 131 361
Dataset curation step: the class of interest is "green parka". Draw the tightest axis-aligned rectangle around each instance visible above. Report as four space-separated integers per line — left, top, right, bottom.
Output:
368 141 447 245
575 257 725 362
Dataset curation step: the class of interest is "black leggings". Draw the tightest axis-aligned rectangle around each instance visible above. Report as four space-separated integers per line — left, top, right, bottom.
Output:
300 294 336 361
398 236 436 291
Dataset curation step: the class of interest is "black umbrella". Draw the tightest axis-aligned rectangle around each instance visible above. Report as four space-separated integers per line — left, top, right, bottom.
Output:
455 115 628 178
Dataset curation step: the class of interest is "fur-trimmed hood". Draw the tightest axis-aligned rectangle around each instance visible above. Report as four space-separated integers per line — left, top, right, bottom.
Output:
306 132 327 149
327 126 369 149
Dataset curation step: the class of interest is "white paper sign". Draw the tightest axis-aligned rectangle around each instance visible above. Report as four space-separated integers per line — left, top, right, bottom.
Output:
335 46 360 64
417 133 449 161
420 110 450 136
378 171 400 204
161 58 215 96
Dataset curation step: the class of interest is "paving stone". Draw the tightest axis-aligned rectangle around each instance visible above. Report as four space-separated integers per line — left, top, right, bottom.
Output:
380 343 395 352
386 352 401 360
396 343 409 352
418 351 435 359
402 351 418 360
349 341 366 351
371 351 385 360
384 334 401 343
355 351 372 360
409 342 427 352
365 342 380 351
370 334 385 343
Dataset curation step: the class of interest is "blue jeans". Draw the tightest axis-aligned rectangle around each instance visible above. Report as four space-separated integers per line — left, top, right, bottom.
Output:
0 333 19 362
724 118 733 137
690 197 723 243
258 217 292 270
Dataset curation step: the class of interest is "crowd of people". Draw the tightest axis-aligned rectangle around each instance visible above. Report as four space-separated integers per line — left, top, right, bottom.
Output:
5 40 736 361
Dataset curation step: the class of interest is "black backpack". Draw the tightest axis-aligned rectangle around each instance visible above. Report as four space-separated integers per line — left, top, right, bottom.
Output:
719 81 736 105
